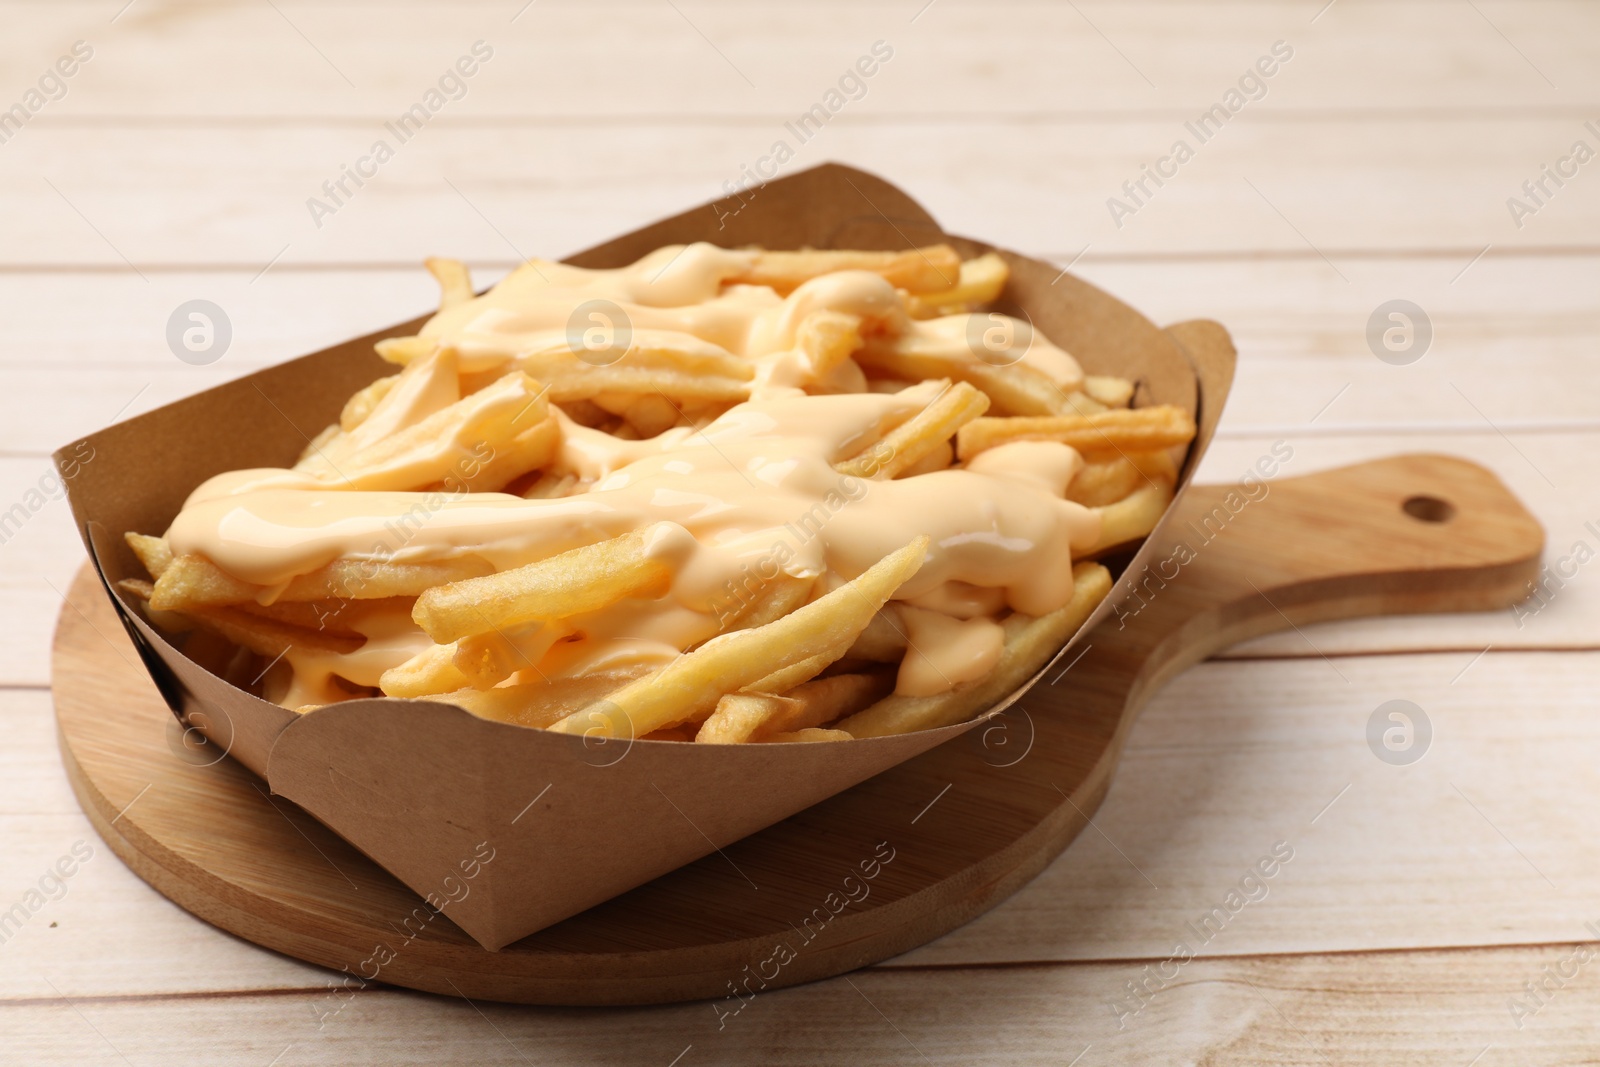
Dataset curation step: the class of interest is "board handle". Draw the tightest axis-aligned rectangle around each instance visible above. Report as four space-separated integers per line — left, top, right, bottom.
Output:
1097 453 1545 699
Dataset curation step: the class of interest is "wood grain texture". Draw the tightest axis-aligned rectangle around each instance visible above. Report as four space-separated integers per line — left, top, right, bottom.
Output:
14 647 1600 994
5 0 1598 1058
7 117 1600 269
8 942 1600 1067
50 454 1542 1004
5 253 1599 457
7 0 1596 118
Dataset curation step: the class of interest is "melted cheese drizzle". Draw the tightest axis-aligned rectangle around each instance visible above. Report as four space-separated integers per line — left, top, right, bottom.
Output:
162 244 1100 709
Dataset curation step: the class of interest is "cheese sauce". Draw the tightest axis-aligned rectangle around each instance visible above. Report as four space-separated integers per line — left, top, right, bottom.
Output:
162 244 1100 708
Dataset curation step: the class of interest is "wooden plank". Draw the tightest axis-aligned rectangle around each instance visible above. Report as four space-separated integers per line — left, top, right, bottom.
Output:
1 253 1597 455
903 649 1600 965
0 690 338 1001
11 639 1600 989
3 943 1596 1063
1197 433 1597 658
3 0 1593 119
3 115 1599 268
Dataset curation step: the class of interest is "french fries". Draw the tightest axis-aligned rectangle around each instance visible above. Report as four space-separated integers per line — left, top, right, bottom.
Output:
1086 482 1175 555
298 370 549 490
119 578 364 659
698 673 891 744
905 253 1009 319
379 641 475 698
548 536 928 739
413 526 675 644
857 334 1074 417
956 405 1197 462
759 728 852 743
124 240 1197 748
796 311 864 378
440 667 654 730
425 256 474 309
839 562 1112 738
834 381 989 480
733 245 961 295
340 374 399 432
146 548 494 612
496 330 755 407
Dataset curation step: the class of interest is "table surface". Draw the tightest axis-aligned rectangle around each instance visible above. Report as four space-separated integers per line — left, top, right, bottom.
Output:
4 1 1598 1063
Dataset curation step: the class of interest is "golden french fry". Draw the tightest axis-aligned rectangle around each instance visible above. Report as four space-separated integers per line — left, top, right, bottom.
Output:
733 246 961 295
712 574 814 636
413 526 675 643
450 621 570 690
726 584 874 695
301 556 496 602
299 371 549 491
1059 390 1109 416
744 650 834 695
117 577 154 600
753 672 891 738
148 554 258 611
438 667 653 730
517 330 752 380
1131 448 1180 485
550 536 928 739
472 331 752 408
1083 375 1135 409
148 551 494 611
695 693 802 744
374 335 436 366
839 562 1112 738
856 339 1069 418
1067 456 1143 508
535 366 748 407
1065 448 1180 508
899 439 953 477
339 374 400 432
844 608 909 662
796 311 863 377
125 532 174 580
379 642 475 698
124 576 364 659
321 348 466 466
956 405 1197 462
119 578 199 636
905 253 1009 318
445 416 560 494
235 595 412 636
835 381 989 480
1087 481 1173 554
758 728 852 743
551 370 743 406
190 606 363 657
425 256 474 309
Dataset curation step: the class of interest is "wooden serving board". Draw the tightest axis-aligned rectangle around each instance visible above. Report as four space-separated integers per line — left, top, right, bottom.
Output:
52 453 1543 1006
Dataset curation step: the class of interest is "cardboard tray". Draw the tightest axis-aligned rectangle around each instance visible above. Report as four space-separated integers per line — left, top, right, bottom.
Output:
53 163 1227 950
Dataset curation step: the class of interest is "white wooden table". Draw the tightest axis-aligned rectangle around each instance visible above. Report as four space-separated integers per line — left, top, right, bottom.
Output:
4 2 1598 1062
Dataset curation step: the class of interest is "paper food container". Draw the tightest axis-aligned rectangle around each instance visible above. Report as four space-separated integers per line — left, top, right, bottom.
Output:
55 163 1233 951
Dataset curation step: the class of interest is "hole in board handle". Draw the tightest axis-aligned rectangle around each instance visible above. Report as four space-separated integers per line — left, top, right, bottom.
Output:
1402 495 1455 524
